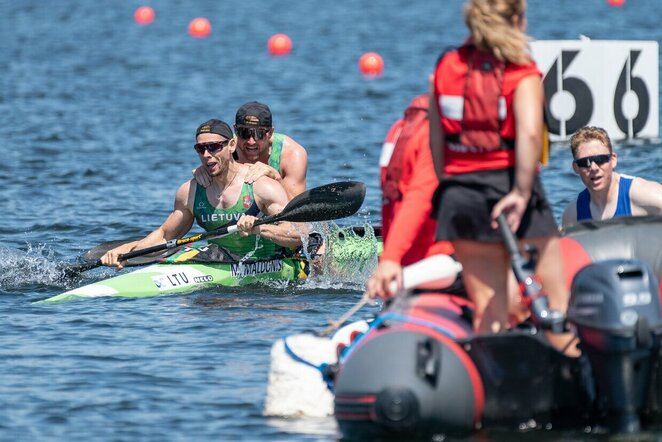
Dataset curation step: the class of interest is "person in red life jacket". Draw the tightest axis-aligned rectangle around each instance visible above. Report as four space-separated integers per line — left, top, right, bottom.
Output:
561 126 662 229
367 94 529 324
429 0 571 346
366 94 458 298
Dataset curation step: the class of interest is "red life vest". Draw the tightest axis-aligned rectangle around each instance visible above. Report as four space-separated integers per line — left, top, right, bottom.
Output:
433 43 542 175
381 95 429 204
379 95 454 265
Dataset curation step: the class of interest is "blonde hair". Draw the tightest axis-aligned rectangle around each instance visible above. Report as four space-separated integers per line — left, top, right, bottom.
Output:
464 0 530 65
570 126 613 158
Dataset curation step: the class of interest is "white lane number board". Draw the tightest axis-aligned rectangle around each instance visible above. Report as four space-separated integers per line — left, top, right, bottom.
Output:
531 40 659 142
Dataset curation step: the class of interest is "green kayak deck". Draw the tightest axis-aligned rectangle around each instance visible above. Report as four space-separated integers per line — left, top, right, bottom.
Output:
41 227 382 303
42 257 308 303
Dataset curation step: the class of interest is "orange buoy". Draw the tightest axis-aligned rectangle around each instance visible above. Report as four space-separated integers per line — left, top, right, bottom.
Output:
607 0 625 5
188 17 212 38
268 34 293 56
134 6 155 25
358 52 384 77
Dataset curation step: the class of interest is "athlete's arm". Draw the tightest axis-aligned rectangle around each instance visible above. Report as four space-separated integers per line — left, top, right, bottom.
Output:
101 181 196 269
236 177 305 247
279 135 308 199
491 74 542 231
630 177 662 216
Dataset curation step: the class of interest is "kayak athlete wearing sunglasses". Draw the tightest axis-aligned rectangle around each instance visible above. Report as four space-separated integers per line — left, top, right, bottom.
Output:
561 126 662 229
101 119 304 269
193 101 308 201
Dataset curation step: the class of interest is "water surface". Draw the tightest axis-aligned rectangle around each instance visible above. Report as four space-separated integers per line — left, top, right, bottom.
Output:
2 0 662 440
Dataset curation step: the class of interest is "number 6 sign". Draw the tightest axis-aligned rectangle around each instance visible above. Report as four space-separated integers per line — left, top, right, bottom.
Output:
531 40 659 143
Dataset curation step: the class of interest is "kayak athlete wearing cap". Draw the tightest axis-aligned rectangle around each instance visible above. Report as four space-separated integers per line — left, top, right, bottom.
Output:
101 118 305 269
193 101 308 200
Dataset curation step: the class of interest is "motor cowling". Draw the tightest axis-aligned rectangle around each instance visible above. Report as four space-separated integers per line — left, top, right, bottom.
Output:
567 259 662 433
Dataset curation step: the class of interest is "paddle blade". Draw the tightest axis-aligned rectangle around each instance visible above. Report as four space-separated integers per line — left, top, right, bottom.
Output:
263 181 366 224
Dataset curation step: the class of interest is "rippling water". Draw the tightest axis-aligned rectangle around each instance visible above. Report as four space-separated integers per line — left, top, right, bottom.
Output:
2 0 662 440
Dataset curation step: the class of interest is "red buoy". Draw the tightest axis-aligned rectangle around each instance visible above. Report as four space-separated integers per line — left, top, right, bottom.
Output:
607 0 625 6
134 6 155 25
359 52 384 77
268 34 293 56
188 17 212 38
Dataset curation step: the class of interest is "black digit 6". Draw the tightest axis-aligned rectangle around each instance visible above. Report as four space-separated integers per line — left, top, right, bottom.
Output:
543 50 594 136
614 50 650 138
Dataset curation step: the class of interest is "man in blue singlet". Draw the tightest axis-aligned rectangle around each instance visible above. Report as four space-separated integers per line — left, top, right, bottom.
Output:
561 126 662 228
194 101 308 200
101 119 304 269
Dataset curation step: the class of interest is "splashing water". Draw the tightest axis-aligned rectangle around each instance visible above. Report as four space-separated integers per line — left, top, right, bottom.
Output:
0 243 69 289
254 222 381 293
303 222 381 291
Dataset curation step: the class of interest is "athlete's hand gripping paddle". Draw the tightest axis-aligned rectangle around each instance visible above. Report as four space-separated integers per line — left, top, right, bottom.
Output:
496 213 566 332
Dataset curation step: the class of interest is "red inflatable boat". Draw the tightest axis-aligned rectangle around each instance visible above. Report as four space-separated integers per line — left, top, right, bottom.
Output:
333 216 662 438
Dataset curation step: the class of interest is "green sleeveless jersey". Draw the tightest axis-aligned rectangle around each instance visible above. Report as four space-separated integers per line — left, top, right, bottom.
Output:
193 183 281 259
268 133 284 174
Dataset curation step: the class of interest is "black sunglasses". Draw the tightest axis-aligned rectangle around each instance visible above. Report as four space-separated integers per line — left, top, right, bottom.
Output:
194 140 230 155
574 154 612 169
235 126 270 140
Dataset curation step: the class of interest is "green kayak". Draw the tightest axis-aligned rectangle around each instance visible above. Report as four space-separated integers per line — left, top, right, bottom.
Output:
41 257 309 303
40 226 382 303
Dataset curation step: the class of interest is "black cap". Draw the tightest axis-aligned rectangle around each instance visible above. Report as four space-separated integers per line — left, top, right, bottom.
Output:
235 101 272 128
196 119 233 139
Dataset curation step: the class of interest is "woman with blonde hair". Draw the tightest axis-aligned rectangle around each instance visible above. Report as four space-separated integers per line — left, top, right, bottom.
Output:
428 0 573 349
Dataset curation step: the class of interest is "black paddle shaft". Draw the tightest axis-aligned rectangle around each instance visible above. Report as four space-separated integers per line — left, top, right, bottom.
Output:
61 180 366 276
496 214 566 332
116 180 366 260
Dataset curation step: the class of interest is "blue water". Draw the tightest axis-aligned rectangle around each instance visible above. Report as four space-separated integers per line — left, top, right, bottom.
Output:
2 0 662 440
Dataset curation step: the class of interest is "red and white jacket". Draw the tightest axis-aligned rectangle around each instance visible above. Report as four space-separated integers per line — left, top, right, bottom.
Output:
432 42 541 175
379 95 454 265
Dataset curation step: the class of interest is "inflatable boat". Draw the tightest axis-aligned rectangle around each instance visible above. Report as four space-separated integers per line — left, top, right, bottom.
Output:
268 216 662 438
333 216 662 438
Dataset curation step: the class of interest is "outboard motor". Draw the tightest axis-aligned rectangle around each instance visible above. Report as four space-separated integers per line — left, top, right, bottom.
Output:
567 259 662 433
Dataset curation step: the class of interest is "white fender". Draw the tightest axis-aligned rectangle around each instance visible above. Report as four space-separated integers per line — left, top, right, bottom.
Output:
264 254 463 418
391 254 463 293
264 334 336 417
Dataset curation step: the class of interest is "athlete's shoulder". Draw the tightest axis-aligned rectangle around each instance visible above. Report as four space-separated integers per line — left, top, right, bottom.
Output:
279 134 308 171
281 133 308 155
252 176 289 212
174 179 197 211
252 175 286 197
175 179 194 197
629 175 662 208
